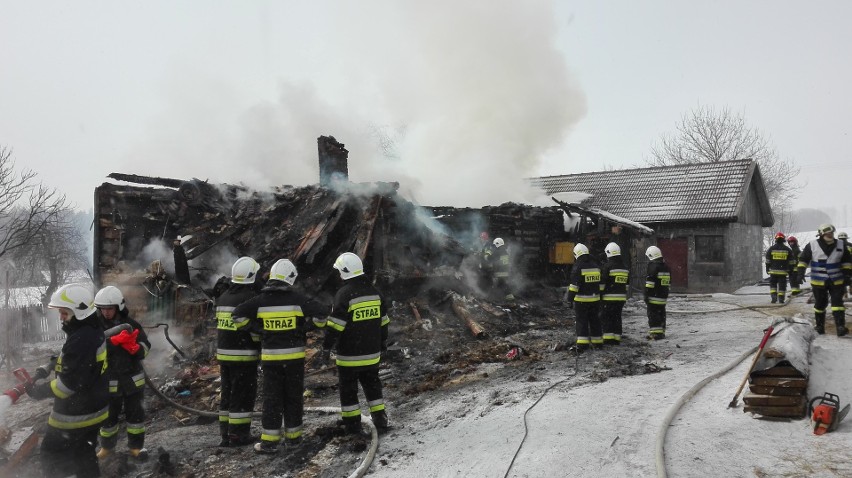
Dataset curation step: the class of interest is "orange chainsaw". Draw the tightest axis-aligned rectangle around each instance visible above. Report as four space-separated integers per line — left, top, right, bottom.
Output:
809 393 850 435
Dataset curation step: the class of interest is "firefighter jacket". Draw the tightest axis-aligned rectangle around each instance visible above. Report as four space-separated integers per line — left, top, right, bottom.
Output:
567 254 602 303
789 244 801 266
215 283 260 363
601 255 630 301
231 281 329 363
492 246 510 279
644 258 671 305
318 275 390 368
31 313 109 431
102 312 150 395
797 238 852 287
765 241 796 276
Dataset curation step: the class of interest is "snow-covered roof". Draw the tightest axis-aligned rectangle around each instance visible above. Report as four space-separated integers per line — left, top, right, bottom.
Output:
531 159 774 226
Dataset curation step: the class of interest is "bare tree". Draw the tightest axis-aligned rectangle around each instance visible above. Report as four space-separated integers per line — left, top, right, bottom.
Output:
649 106 801 241
0 146 68 260
13 208 90 307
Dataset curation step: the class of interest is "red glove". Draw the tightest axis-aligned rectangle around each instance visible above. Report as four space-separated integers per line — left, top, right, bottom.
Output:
111 329 140 354
110 330 132 346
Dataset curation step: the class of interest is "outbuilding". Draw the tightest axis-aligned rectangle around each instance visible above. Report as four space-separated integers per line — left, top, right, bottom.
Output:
531 159 774 292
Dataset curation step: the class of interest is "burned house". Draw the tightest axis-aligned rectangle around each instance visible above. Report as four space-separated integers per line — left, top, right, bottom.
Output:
93 136 661 329
530 159 774 292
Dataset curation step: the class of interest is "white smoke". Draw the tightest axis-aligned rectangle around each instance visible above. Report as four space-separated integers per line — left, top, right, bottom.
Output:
121 1 585 208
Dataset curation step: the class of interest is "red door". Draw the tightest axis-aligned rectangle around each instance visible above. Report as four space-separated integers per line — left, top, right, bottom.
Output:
657 238 688 290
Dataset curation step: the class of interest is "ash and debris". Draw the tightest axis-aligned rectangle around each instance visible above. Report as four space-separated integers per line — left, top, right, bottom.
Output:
0 173 667 477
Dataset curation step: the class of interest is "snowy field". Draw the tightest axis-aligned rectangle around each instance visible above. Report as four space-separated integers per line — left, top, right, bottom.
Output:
368 284 852 478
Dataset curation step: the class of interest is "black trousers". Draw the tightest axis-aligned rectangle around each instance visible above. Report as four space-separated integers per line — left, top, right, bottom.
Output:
600 301 625 341
574 302 601 347
219 362 258 438
338 364 385 427
647 303 667 336
813 285 846 329
260 360 305 443
769 275 788 300
99 391 145 450
41 425 100 478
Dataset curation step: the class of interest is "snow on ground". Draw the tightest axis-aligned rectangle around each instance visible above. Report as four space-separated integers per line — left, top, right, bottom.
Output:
368 284 852 478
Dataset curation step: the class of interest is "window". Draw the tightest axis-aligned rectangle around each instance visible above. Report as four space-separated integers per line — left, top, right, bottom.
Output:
695 235 724 263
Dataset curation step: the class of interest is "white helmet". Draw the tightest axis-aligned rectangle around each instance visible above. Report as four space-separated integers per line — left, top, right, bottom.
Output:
94 285 126 311
645 245 663 260
269 259 298 285
838 231 848 240
493 238 505 248
573 243 589 259
49 284 97 320
605 242 621 258
817 224 835 236
231 256 260 284
334 252 364 280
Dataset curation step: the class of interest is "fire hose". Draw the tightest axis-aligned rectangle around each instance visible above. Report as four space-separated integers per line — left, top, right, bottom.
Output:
653 305 786 478
140 324 378 477
143 369 378 478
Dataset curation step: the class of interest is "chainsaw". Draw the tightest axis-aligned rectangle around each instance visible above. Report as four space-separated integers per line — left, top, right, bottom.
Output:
809 392 851 435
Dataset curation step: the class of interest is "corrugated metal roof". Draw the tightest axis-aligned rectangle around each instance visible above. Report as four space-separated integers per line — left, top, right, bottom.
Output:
530 159 756 224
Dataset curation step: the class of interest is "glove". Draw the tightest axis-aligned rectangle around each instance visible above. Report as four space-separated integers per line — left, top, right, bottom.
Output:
110 329 133 346
26 381 51 400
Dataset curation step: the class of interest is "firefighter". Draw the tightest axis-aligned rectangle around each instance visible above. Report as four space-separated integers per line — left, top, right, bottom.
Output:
765 232 796 303
839 232 852 297
26 284 109 478
796 224 851 336
787 236 802 296
644 245 671 340
317 252 390 434
491 237 515 302
566 243 603 352
230 259 329 454
477 231 494 290
600 242 629 345
215 256 262 446
94 286 152 460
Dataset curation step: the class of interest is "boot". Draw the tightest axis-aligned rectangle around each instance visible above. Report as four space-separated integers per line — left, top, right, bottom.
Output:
128 448 149 460
254 441 279 454
218 436 230 447
371 410 389 430
778 296 785 304
771 295 777 304
836 315 847 337
816 316 826 335
228 433 257 447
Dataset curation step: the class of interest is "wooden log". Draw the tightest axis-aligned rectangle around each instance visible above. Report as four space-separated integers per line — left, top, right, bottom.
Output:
747 385 806 396
751 321 815 378
0 428 40 476
449 292 486 338
750 366 804 378
742 393 807 407
749 377 808 388
478 301 507 319
743 405 806 418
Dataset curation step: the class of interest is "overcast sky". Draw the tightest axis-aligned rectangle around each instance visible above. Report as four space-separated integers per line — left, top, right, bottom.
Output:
2 1 850 225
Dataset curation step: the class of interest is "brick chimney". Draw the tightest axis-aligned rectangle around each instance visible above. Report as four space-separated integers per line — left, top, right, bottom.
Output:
317 135 349 186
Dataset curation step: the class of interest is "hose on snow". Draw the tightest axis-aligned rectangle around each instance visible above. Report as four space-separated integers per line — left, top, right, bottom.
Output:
653 297 782 477
502 350 581 478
